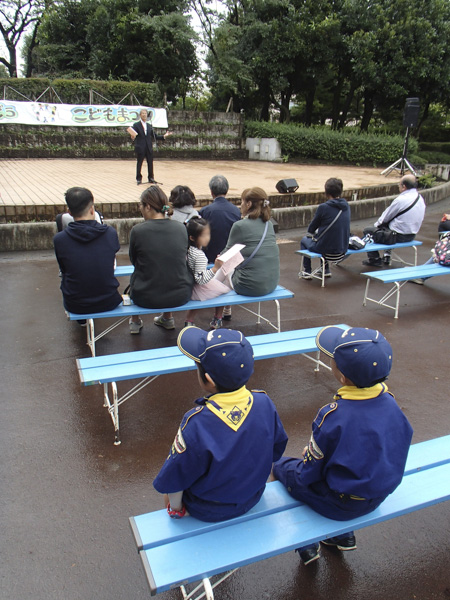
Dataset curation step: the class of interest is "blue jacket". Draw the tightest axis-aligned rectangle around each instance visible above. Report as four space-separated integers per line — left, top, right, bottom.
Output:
308 197 350 256
274 384 413 502
154 388 288 522
54 220 122 314
199 197 241 262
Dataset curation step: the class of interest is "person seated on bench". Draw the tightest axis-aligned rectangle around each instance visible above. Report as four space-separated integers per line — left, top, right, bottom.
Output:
153 326 288 521
299 178 350 279
362 175 425 267
200 175 241 323
169 185 199 224
53 187 122 321
220 187 280 297
128 185 194 334
184 218 230 329
411 230 450 285
273 326 413 565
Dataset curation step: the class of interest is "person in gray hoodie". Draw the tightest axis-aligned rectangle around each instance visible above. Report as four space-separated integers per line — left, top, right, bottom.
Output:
300 178 351 279
170 185 199 224
53 187 122 315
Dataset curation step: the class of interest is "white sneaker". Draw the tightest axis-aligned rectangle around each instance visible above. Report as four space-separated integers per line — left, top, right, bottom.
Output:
300 272 312 280
153 315 175 330
129 318 143 334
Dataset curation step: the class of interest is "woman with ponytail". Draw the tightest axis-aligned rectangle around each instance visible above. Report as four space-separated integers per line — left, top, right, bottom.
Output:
128 186 193 333
221 187 280 297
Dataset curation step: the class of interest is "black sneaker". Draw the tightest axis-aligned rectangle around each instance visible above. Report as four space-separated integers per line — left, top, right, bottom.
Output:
383 255 391 265
362 258 382 267
322 534 357 551
297 545 321 565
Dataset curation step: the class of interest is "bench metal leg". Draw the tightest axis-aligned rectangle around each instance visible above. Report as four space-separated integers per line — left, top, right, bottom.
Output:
238 300 281 332
85 316 129 357
180 570 238 600
102 375 160 444
390 245 418 267
301 351 332 372
363 279 406 319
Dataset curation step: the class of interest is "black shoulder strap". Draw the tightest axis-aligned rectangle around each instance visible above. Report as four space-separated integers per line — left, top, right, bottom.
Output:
384 194 420 226
314 209 342 243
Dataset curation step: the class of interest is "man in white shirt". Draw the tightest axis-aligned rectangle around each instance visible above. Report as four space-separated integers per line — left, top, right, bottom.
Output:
127 109 171 185
362 174 425 266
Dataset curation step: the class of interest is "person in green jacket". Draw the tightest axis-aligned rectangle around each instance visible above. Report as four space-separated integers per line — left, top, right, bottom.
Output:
222 187 280 297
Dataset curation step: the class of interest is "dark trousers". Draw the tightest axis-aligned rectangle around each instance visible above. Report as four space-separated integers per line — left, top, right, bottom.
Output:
273 456 384 553
136 149 154 182
363 226 415 259
300 236 329 273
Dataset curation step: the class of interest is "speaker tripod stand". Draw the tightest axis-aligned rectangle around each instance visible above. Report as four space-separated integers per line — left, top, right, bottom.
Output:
381 127 417 177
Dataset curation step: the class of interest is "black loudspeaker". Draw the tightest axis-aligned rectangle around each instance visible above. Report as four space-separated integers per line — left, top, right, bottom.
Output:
276 178 299 193
403 97 420 128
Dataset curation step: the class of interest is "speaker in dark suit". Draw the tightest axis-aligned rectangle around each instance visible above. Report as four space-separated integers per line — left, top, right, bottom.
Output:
127 109 168 184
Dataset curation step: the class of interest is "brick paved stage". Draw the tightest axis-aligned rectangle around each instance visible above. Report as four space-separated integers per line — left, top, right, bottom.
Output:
0 157 396 212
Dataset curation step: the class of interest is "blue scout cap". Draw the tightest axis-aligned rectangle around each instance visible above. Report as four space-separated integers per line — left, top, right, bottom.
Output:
316 326 393 388
177 327 254 390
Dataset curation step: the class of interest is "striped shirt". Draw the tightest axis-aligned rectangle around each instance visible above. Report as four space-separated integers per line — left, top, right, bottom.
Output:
187 246 215 285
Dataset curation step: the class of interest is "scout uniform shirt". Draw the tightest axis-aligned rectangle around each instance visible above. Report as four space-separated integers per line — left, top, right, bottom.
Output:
300 383 413 500
153 386 288 522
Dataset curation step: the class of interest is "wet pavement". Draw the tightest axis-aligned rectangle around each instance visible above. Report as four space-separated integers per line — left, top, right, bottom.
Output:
1 199 450 600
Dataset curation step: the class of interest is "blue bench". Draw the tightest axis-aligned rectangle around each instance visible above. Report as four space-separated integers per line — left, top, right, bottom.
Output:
129 435 450 599
362 263 450 318
67 285 294 357
77 324 348 445
114 264 213 277
296 240 423 287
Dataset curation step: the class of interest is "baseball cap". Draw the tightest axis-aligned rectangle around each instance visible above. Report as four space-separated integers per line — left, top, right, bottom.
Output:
177 327 254 390
316 326 393 388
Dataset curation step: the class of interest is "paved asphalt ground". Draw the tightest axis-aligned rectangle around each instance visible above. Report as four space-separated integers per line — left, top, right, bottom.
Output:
1 197 450 600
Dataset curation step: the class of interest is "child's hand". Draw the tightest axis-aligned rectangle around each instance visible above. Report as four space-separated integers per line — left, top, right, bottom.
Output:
213 256 224 272
302 445 308 457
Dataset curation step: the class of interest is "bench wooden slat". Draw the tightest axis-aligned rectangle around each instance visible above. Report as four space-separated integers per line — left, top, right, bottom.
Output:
130 436 450 554
130 481 300 553
296 240 423 259
77 325 348 385
363 264 450 283
67 285 294 320
139 462 450 594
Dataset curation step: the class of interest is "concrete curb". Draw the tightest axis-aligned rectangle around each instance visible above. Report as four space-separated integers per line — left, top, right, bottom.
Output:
1 180 449 251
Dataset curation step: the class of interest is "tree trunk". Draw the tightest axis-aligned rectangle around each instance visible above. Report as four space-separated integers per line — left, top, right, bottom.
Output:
25 22 40 78
360 90 374 131
331 74 344 129
338 82 356 129
304 86 316 126
279 90 291 124
7 42 17 78
416 100 430 136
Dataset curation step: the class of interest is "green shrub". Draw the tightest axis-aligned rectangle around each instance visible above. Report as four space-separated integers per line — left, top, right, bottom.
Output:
419 142 450 154
244 121 418 165
408 154 427 168
0 78 162 106
416 151 450 164
418 173 437 189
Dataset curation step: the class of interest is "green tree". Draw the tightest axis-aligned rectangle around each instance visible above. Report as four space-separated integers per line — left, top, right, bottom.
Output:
0 0 44 77
33 0 198 99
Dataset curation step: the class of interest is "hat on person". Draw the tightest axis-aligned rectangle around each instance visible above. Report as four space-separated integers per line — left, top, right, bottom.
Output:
316 326 393 388
177 327 254 390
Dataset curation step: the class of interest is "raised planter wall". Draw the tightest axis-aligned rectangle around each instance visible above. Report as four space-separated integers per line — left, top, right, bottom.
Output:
0 110 244 159
1 181 449 251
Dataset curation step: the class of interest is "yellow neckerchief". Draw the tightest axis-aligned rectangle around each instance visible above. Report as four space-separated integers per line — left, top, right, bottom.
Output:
205 386 253 431
334 382 388 401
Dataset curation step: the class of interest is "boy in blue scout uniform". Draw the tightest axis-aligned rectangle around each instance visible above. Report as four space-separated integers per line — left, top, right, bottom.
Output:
153 327 288 522
273 326 413 565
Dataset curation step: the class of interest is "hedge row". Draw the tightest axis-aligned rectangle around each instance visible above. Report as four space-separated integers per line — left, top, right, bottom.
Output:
419 142 450 154
0 78 162 106
245 121 418 165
